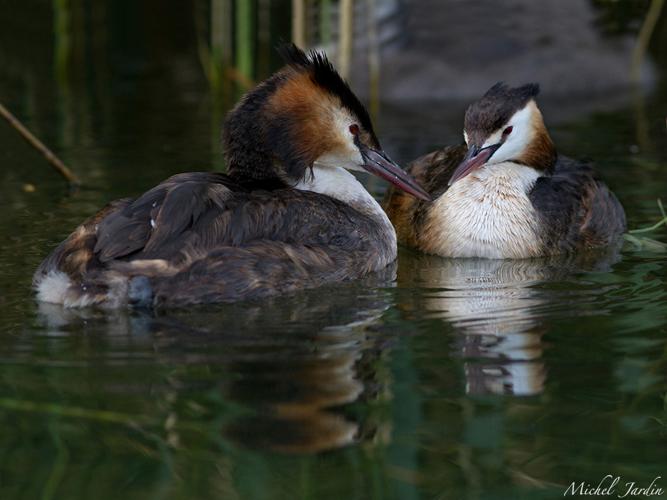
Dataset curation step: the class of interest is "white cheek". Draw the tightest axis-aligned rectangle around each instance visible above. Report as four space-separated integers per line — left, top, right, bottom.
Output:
493 125 532 164
315 148 364 171
491 135 528 164
314 107 364 171
486 104 535 164
482 130 502 149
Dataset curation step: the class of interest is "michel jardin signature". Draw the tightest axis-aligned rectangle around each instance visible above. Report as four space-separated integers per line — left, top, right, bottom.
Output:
564 475 664 498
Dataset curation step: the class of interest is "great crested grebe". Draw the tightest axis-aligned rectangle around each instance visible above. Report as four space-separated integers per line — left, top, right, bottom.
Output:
385 83 626 259
33 44 429 308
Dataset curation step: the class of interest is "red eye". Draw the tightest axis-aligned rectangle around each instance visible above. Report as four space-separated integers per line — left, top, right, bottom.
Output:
349 124 360 135
503 126 513 136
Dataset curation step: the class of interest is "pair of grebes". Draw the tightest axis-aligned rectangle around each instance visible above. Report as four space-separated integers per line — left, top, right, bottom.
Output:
34 45 626 308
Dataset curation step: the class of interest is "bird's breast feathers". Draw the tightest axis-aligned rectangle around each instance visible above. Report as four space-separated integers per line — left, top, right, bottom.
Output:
421 162 544 258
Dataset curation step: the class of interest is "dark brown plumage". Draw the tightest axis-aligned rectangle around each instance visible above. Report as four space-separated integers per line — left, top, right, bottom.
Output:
385 83 626 258
33 45 426 308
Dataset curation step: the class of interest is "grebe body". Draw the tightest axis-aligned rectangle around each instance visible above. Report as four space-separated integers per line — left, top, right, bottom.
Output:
34 45 429 308
385 83 625 258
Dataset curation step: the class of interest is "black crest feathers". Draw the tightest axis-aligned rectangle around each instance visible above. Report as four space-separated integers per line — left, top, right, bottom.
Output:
277 43 378 147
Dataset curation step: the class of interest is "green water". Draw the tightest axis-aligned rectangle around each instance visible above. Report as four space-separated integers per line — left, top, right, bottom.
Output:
1 4 667 500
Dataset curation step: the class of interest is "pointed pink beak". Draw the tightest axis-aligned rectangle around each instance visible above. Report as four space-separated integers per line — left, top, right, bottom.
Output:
359 145 431 201
448 143 501 186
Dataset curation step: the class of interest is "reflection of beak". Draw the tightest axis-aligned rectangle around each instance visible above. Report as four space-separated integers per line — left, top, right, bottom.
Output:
448 143 501 186
359 144 431 201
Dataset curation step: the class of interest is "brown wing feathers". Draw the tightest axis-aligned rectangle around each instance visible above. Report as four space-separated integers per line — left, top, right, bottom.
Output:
528 156 626 252
94 173 235 263
36 171 387 306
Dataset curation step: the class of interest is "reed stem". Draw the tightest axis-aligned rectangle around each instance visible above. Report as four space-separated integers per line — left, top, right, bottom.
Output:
338 0 353 79
631 0 665 81
0 102 80 186
235 0 254 84
292 0 306 47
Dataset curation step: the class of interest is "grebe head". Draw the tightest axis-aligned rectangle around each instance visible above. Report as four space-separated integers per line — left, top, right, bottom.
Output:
449 83 557 186
223 43 430 200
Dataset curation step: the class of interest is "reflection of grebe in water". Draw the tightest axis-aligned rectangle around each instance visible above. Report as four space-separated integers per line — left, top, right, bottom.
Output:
36 266 397 454
397 250 621 396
